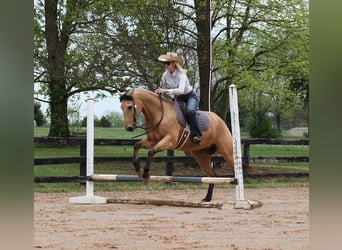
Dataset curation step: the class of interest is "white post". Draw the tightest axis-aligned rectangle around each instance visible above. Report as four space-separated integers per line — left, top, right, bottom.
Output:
229 84 245 201
69 98 106 204
86 98 95 196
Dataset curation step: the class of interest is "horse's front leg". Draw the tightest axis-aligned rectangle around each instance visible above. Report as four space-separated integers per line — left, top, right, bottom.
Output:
142 136 174 183
133 139 154 178
142 148 156 181
132 141 143 177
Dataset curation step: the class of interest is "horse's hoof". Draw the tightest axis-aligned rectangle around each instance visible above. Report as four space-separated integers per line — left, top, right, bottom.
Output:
201 198 211 203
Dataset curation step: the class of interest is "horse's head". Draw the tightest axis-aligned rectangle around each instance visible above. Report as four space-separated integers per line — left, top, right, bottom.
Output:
119 91 139 131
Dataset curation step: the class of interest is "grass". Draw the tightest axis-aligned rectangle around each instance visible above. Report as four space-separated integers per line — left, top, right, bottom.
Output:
34 160 309 193
35 126 148 139
249 144 309 157
34 127 309 192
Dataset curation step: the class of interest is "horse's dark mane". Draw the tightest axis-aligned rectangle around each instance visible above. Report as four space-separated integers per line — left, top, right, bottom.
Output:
120 88 173 106
119 93 134 102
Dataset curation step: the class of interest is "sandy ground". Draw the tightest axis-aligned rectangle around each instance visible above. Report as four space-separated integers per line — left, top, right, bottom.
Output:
34 187 309 250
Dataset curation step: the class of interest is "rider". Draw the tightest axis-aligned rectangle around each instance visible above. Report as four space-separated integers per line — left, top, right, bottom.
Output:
155 52 202 144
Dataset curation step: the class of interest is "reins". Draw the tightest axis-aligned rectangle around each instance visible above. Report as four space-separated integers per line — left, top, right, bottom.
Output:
130 93 164 139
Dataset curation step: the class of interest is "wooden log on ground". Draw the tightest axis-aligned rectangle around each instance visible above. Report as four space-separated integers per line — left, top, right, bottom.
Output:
106 198 223 209
106 198 263 210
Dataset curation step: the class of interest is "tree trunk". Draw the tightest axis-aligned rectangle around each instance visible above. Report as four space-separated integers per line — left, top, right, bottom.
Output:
48 81 70 137
217 88 230 122
194 0 210 111
44 0 73 137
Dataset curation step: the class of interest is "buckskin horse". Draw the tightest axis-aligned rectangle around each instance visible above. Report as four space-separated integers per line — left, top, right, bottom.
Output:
119 88 234 202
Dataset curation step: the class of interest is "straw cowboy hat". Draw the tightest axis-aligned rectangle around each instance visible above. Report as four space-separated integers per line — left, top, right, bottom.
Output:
158 52 184 65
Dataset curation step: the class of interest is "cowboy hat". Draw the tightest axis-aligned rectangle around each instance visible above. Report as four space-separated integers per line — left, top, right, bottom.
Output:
157 52 184 64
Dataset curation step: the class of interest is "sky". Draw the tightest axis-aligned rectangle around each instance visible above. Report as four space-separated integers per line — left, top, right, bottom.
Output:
35 84 122 119
73 93 122 118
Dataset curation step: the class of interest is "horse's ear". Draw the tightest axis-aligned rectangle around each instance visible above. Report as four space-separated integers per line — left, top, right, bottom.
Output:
118 91 134 102
117 90 124 96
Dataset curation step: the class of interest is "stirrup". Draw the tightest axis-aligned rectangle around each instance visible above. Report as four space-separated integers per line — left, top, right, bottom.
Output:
192 136 201 144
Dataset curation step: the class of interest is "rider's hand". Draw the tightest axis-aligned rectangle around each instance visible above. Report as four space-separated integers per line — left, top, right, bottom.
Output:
155 88 168 94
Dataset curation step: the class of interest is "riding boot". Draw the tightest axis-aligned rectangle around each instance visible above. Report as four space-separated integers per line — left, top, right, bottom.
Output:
187 110 202 143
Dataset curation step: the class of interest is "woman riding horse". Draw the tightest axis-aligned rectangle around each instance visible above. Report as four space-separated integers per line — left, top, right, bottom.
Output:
155 52 202 144
119 88 235 202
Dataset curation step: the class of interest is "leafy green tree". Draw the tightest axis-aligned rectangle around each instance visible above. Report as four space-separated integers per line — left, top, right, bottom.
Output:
105 112 124 128
34 102 47 127
210 0 309 125
81 116 100 127
247 110 280 138
98 116 112 128
34 0 132 137
34 0 308 137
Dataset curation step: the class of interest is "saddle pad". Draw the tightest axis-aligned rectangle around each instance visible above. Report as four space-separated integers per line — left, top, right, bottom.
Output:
174 100 210 131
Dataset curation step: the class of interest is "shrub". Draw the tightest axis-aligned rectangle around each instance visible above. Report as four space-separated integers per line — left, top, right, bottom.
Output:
98 116 112 127
34 102 47 127
247 111 280 138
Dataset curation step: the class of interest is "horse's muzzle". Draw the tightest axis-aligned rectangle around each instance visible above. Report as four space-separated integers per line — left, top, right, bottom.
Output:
126 123 135 131
126 126 134 131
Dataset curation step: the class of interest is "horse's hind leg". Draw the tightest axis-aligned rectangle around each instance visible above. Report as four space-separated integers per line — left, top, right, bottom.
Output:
191 149 217 202
216 138 235 176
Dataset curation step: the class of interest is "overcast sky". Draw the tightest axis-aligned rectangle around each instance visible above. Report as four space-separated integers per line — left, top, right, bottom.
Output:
35 83 122 118
74 93 122 118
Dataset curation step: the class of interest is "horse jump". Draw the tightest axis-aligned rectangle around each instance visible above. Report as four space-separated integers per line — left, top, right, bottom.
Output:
119 86 240 202
70 85 260 209
89 174 236 184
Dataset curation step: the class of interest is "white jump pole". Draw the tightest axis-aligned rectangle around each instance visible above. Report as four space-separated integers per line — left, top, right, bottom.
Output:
69 98 106 204
229 84 245 200
229 85 246 204
227 85 261 210
227 85 262 209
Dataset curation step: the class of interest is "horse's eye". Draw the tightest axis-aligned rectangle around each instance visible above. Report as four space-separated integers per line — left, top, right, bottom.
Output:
127 105 133 110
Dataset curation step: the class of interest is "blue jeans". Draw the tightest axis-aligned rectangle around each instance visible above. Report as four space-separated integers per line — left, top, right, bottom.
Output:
179 91 202 138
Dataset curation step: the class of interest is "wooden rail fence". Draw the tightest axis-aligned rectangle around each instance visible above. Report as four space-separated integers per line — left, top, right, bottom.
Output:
34 137 309 183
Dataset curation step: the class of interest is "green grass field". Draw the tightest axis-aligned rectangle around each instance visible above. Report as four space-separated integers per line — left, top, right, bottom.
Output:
34 127 309 192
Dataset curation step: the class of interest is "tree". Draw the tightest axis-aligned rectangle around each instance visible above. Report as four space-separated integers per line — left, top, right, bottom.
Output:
247 110 280 138
210 0 309 125
34 0 133 137
34 102 47 127
105 112 124 128
35 0 309 137
98 116 112 128
81 116 100 127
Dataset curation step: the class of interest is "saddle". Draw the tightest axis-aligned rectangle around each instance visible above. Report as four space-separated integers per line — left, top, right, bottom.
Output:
174 99 210 131
172 99 210 149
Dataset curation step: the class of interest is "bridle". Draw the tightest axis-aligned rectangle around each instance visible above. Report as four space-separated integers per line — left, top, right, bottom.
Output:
120 90 164 138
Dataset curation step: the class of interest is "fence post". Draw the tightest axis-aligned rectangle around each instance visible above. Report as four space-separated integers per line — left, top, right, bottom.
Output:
165 150 174 176
243 143 250 167
79 140 86 185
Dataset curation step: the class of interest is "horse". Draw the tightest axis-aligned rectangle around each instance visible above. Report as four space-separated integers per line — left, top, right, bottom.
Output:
119 88 234 202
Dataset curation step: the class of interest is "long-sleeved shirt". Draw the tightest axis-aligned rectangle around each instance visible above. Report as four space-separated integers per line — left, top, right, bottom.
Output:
160 69 193 96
